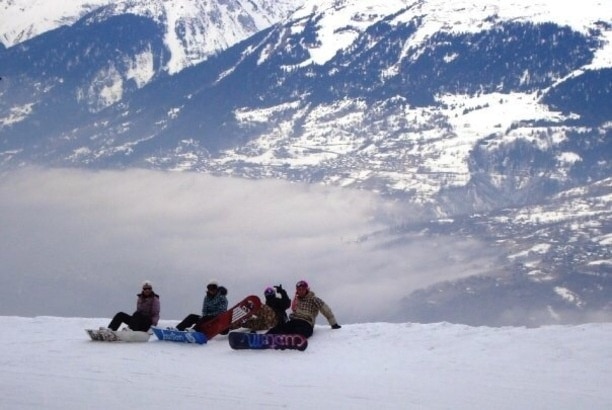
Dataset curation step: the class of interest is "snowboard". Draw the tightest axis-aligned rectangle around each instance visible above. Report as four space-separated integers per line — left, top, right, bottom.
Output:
228 331 308 351
86 328 151 342
197 295 262 340
150 327 207 344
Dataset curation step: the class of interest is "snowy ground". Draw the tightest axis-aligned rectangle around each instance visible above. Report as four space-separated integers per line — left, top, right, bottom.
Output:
1 316 610 409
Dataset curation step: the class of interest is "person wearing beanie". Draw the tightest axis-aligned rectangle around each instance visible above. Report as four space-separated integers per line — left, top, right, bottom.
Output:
231 285 291 332
266 280 341 338
174 280 228 331
106 280 160 331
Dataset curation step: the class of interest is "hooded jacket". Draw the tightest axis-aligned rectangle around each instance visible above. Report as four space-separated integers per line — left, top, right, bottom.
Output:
201 286 228 317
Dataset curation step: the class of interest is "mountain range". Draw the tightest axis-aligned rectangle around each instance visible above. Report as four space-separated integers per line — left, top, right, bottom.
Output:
1 0 610 326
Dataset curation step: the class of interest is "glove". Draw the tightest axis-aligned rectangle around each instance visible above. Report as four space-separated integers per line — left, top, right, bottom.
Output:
276 285 288 297
331 324 341 329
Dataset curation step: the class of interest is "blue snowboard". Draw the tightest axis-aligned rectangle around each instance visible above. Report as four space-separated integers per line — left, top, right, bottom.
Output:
228 331 308 351
151 327 207 344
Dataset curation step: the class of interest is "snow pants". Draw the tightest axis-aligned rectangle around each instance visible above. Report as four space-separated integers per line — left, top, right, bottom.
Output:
108 311 152 331
176 314 216 331
266 318 313 338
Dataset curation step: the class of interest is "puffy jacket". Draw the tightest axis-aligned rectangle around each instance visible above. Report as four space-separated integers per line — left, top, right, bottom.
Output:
290 291 337 328
201 286 228 316
136 292 160 326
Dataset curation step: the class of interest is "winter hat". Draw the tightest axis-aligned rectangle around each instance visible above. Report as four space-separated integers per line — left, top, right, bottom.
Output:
264 287 276 297
296 280 309 290
208 279 219 287
142 280 153 289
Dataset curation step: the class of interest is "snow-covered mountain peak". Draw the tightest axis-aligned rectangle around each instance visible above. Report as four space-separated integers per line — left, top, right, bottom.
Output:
94 0 303 74
276 0 612 68
284 0 414 66
0 0 304 74
0 0 114 47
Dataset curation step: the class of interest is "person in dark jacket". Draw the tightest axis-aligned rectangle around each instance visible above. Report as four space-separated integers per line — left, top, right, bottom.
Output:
231 285 291 332
266 284 291 324
107 280 160 331
266 280 341 338
174 280 228 331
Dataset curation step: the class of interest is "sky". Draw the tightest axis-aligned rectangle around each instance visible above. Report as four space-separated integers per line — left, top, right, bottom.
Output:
1 316 610 409
0 167 503 323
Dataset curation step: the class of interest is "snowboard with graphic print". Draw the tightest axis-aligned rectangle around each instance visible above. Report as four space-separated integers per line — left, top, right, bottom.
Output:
228 331 308 351
197 295 262 339
86 328 151 342
151 327 207 344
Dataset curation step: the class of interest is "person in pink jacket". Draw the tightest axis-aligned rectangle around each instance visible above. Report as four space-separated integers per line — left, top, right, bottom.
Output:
106 280 160 331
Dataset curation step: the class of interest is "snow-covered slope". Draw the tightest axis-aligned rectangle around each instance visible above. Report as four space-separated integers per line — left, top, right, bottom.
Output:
0 0 303 74
86 0 303 74
0 0 113 47
0 0 304 128
206 0 610 201
287 0 612 69
2 316 611 409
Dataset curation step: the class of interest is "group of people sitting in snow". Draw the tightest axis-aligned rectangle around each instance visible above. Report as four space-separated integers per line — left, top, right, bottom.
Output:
104 279 341 338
